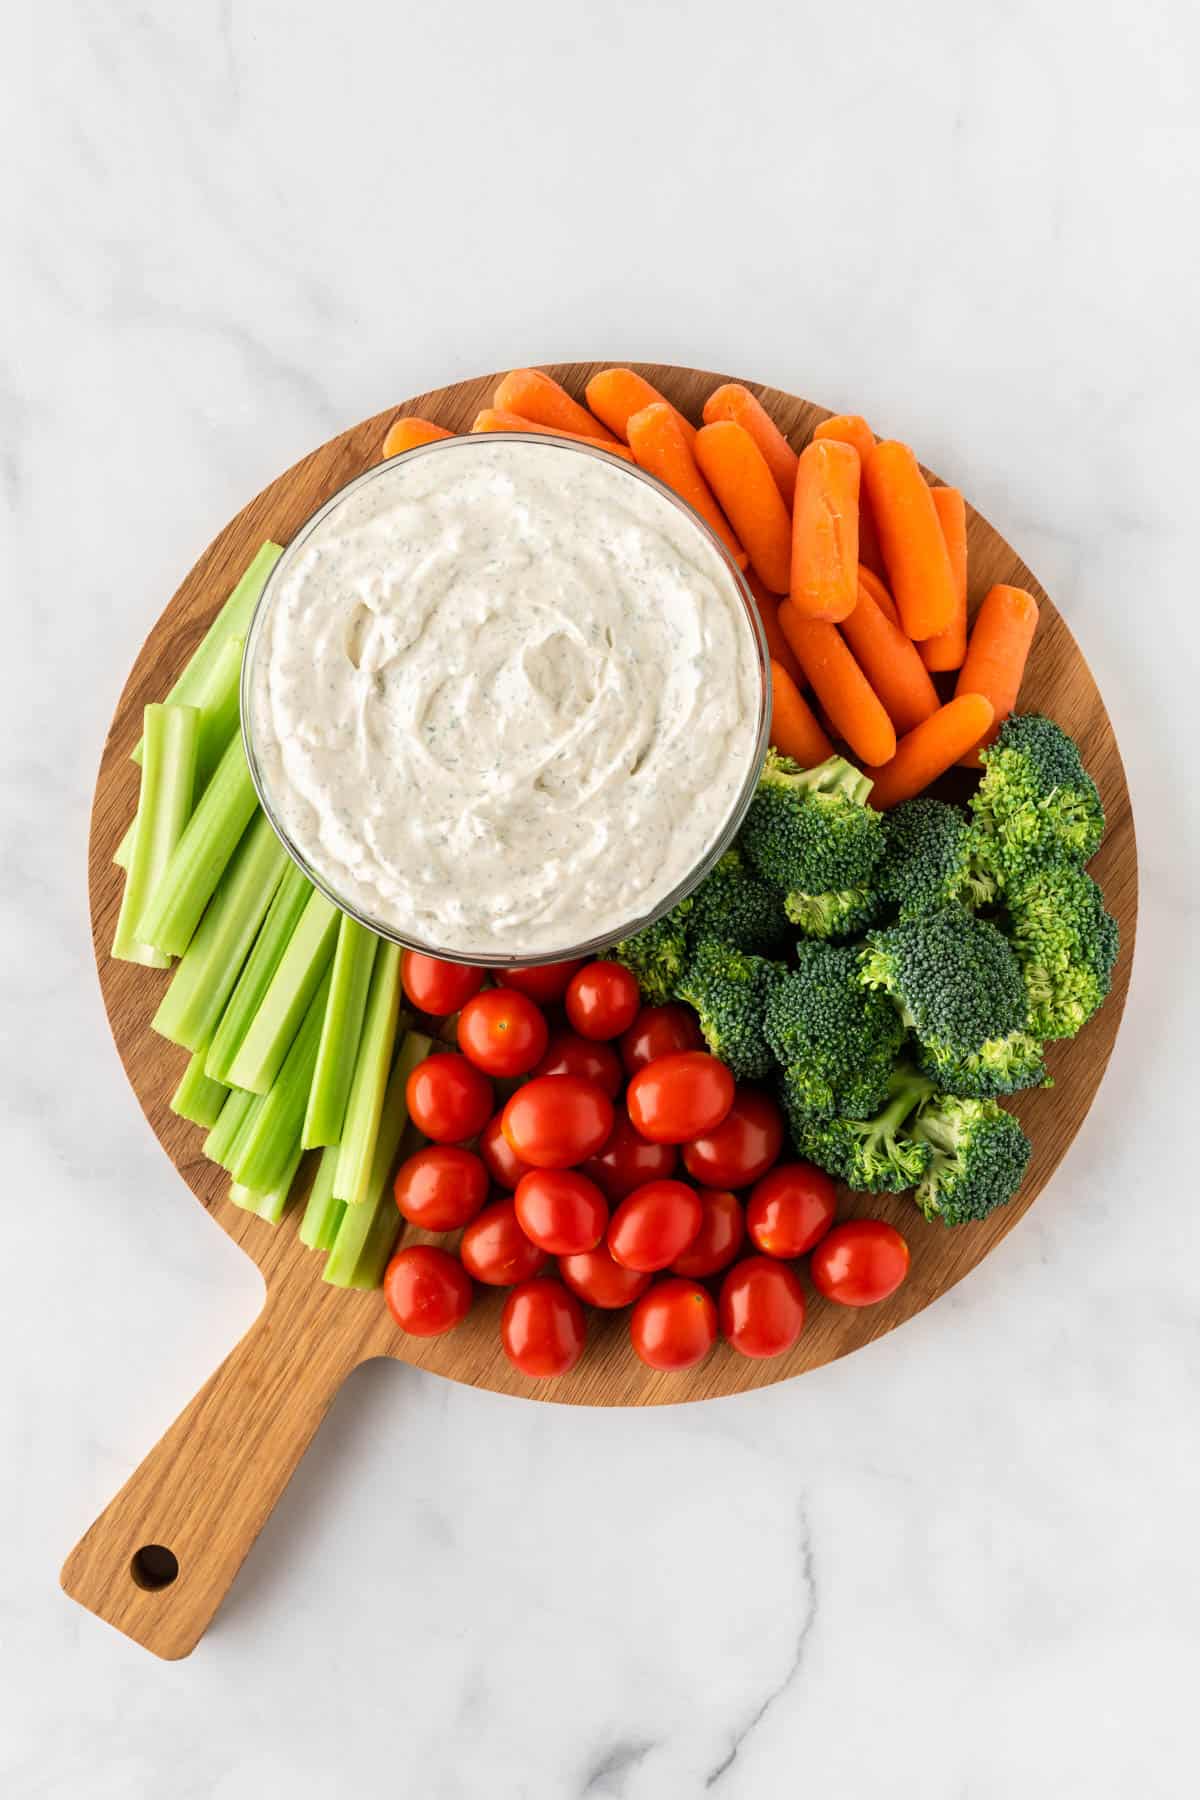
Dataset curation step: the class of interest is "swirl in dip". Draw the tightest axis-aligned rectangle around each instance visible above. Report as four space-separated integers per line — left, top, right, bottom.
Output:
245 435 764 959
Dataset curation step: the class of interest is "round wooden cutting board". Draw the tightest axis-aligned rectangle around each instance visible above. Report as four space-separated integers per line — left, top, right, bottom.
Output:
63 363 1137 1657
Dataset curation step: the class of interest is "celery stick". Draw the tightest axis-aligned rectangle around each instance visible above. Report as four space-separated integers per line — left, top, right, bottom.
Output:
131 542 282 764
136 732 259 957
152 811 289 1051
202 1086 257 1166
324 1032 432 1287
204 862 312 1083
191 634 245 788
230 1144 304 1224
232 966 332 1192
299 1145 345 1251
170 1049 228 1129
112 703 201 966
215 1089 267 1174
302 916 379 1150
113 820 135 870
225 889 339 1094
332 942 404 1206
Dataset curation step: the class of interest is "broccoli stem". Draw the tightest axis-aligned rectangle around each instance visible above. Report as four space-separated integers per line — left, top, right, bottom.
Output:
792 755 874 807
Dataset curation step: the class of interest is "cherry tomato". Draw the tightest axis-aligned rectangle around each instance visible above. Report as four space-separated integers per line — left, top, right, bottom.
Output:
502 1075 614 1170
719 1256 806 1359
630 1278 717 1371
533 1029 622 1098
495 959 586 1005
500 1278 586 1378
400 951 484 1016
406 1053 493 1144
457 987 549 1078
683 1087 784 1188
558 1243 652 1310
626 1051 735 1144
383 1245 473 1337
608 1179 703 1272
459 1198 550 1286
619 1003 705 1076
393 1145 488 1231
810 1219 910 1307
580 1113 678 1200
670 1187 745 1278
746 1162 838 1258
514 1168 608 1255
479 1110 532 1190
565 961 641 1040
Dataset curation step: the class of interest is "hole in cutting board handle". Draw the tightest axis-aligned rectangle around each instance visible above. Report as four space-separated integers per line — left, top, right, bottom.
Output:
130 1544 179 1591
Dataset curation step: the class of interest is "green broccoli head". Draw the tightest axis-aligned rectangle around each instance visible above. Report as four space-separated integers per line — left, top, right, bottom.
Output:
874 797 997 917
860 902 1028 1060
783 884 882 941
766 941 907 1120
740 749 885 895
912 1092 1032 1225
787 1064 934 1193
1004 862 1119 1040
969 713 1105 886
916 1029 1049 1098
675 939 779 1081
686 848 786 954
610 898 693 1004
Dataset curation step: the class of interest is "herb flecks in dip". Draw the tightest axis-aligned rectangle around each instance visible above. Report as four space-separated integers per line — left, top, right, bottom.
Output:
247 436 762 958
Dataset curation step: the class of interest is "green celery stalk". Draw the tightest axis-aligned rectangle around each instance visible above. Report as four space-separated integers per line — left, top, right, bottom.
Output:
324 1033 431 1287
131 542 282 764
298 1145 345 1251
215 1089 268 1174
113 820 135 870
301 915 379 1149
136 732 260 957
191 633 245 788
224 889 339 1094
230 1144 304 1224
170 1050 229 1129
331 942 403 1206
204 862 312 1083
202 1086 258 1167
232 967 332 1192
151 811 289 1051
112 703 201 966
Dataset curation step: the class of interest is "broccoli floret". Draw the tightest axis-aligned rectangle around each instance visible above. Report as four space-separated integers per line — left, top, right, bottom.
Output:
969 713 1105 886
783 884 882 941
917 1029 1049 1098
675 939 779 1080
686 849 786 953
860 903 1028 1063
787 1065 934 1193
610 898 693 1004
765 942 907 1120
741 749 885 894
1004 863 1119 1040
911 1092 1032 1225
874 797 997 917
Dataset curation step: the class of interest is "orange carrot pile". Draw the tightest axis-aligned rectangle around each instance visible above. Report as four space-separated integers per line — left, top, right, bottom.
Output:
920 487 969 671
954 584 1040 764
694 421 792 593
381 417 453 458
813 415 885 573
866 694 994 807
747 573 805 688
856 564 900 629
778 603 896 767
769 660 833 766
702 384 799 504
585 369 696 445
839 573 941 736
863 441 958 639
471 408 635 461
494 369 621 445
790 439 861 622
626 403 747 567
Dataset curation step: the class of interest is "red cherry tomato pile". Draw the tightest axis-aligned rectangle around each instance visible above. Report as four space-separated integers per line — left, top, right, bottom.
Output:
386 952 912 1379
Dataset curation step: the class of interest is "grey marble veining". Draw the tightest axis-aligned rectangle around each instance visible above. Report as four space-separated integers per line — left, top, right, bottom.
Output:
3 1 1199 1795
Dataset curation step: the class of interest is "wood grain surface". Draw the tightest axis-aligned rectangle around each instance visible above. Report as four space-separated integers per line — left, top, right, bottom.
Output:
61 363 1137 1657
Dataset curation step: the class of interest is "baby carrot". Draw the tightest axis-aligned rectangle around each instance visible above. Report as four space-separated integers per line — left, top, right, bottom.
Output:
626 403 747 566
747 573 805 688
863 441 958 640
954 584 1040 765
813 414 884 573
694 421 792 593
494 369 621 445
381 416 453 458
789 439 860 622
920 487 969 671
471 408 635 462
702 384 799 504
585 369 697 446
857 564 900 629
865 694 995 808
769 660 834 766
778 602 897 767
839 573 941 735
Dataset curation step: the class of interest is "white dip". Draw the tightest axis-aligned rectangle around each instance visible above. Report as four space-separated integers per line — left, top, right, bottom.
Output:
246 435 763 958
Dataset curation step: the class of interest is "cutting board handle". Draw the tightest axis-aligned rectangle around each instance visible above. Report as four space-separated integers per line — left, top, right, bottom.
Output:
60 1285 361 1659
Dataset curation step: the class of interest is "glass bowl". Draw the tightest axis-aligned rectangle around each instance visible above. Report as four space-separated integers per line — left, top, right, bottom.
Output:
241 431 772 967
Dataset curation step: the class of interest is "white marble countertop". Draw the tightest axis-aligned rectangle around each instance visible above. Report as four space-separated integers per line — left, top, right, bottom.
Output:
4 1 1198 1794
